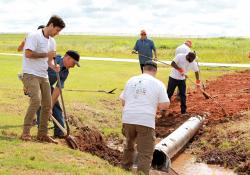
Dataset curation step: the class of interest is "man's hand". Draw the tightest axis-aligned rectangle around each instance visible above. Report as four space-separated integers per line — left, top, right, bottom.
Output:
153 57 158 61
53 64 60 73
196 79 201 88
132 50 138 54
177 68 185 76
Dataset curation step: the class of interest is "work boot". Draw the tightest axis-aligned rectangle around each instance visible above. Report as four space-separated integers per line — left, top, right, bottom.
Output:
20 134 32 141
37 135 58 144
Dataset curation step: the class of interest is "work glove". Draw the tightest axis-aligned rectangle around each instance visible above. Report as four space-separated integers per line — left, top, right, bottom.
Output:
177 68 185 76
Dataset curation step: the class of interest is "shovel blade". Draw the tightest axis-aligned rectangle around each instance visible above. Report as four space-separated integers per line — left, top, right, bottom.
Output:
65 135 79 150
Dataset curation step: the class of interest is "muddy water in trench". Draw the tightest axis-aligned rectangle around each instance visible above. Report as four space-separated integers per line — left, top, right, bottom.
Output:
151 152 236 175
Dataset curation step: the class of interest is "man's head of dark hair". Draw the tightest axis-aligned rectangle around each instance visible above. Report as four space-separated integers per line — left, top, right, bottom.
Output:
47 15 65 29
186 52 196 63
144 61 157 71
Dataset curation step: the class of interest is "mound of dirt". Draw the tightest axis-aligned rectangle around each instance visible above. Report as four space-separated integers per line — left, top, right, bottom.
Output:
75 126 123 166
200 148 247 168
68 116 123 166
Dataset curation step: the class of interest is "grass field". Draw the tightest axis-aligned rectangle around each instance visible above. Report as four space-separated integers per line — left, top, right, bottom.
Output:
0 34 248 174
0 34 249 63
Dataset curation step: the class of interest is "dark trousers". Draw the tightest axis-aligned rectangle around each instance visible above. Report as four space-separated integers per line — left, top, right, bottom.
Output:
140 64 145 73
167 77 187 114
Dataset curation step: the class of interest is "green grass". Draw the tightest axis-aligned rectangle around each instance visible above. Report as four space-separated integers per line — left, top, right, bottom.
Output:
0 34 250 63
0 113 132 175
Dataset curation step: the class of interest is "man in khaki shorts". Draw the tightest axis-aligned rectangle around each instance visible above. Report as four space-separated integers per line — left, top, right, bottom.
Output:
120 61 170 175
21 15 65 143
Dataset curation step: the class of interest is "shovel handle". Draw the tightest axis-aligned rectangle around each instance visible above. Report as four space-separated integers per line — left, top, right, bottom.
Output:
50 115 67 135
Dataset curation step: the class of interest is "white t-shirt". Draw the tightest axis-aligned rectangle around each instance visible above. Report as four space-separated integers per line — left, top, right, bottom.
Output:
170 53 199 80
22 29 56 78
175 43 191 56
120 73 170 129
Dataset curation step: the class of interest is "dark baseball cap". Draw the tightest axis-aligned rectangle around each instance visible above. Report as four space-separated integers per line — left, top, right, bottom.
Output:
66 50 80 67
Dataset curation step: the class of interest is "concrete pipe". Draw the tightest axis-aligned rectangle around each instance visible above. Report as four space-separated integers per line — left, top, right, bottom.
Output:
151 115 205 171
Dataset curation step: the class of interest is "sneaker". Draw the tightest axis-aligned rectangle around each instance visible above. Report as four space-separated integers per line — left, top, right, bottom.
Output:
20 134 31 141
37 135 58 144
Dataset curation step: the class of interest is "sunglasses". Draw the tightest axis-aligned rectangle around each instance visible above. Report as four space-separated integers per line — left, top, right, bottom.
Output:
141 33 146 36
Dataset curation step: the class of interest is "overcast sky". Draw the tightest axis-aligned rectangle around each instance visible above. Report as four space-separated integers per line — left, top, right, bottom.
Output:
0 0 249 37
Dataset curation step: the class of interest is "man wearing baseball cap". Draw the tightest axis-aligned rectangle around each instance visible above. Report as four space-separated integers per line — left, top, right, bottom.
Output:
36 50 80 138
132 30 157 73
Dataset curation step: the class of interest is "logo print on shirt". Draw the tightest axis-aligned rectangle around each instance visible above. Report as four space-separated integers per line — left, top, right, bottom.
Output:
133 80 146 98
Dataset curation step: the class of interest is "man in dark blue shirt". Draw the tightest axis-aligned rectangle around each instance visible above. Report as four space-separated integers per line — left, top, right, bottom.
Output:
132 30 157 73
37 50 80 138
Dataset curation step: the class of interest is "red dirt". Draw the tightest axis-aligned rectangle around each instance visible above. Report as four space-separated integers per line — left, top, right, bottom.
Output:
74 126 122 166
156 70 250 138
68 116 123 166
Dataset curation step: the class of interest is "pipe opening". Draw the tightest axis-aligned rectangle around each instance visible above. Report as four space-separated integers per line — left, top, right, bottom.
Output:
151 150 166 169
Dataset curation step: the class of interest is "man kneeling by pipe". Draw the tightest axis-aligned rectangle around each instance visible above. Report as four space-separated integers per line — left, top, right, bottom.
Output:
167 52 200 114
36 50 80 138
120 61 170 175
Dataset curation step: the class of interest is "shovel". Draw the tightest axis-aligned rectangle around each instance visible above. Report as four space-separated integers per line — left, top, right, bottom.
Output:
54 60 79 149
50 115 78 149
65 88 117 94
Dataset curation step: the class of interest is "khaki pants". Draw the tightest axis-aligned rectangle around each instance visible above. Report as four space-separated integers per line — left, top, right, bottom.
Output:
22 73 52 136
122 123 155 175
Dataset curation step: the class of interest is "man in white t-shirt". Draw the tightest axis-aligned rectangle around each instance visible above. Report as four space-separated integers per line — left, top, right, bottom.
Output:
167 52 200 114
174 40 192 101
21 15 65 143
120 61 170 175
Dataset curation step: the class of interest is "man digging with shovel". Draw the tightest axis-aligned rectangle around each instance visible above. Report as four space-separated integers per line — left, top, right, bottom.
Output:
167 52 201 114
20 15 65 143
36 50 80 139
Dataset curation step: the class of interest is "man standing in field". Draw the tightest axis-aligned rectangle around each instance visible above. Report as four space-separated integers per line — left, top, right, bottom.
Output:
167 52 200 114
175 40 193 101
132 30 157 73
36 50 80 138
21 15 65 143
120 61 170 175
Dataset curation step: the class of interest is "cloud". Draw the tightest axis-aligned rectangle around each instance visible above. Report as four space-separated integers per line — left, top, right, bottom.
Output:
0 0 249 37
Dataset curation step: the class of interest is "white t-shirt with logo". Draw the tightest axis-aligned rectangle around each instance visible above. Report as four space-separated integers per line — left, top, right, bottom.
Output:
170 53 199 80
22 29 56 78
120 73 170 129
175 43 191 56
